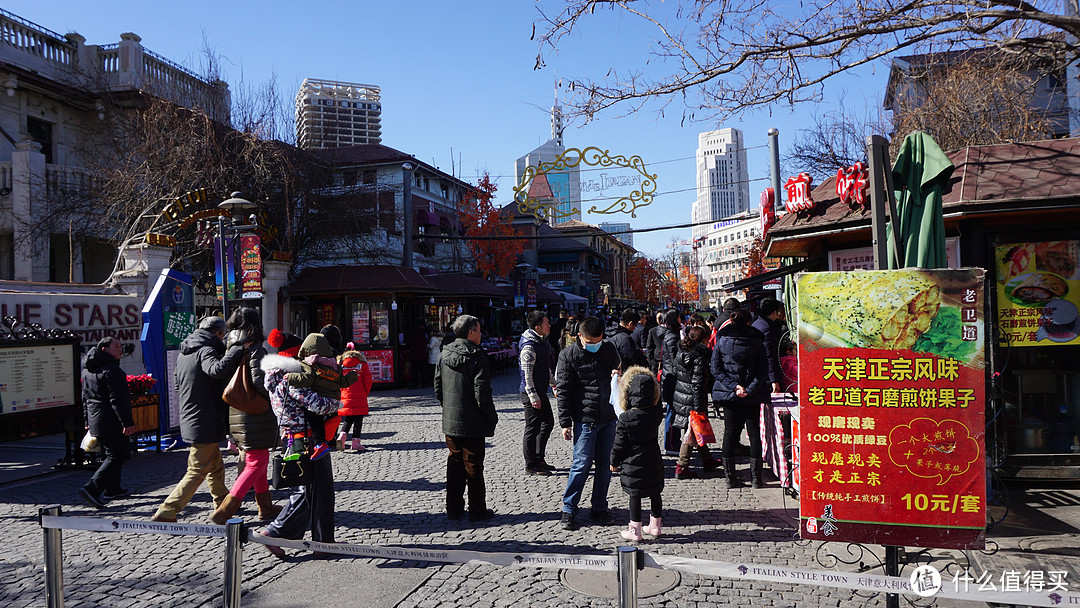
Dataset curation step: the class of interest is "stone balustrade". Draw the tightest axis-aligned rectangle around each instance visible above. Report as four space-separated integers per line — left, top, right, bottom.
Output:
0 8 74 68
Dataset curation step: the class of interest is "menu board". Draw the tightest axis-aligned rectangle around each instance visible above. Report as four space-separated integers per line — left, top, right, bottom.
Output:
352 308 370 344
364 349 395 383
0 344 77 414
797 268 986 550
373 308 390 344
995 240 1080 346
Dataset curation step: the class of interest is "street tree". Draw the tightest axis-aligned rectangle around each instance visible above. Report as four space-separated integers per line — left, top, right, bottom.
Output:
534 0 1077 123
459 173 526 281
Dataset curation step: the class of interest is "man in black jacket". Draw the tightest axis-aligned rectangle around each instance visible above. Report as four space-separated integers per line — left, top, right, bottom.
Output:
152 317 244 522
751 298 787 394
607 308 648 373
436 314 498 522
644 311 665 375
78 337 136 508
555 316 621 530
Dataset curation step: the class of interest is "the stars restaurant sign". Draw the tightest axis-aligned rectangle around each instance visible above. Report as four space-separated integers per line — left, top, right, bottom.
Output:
796 268 987 550
513 146 657 221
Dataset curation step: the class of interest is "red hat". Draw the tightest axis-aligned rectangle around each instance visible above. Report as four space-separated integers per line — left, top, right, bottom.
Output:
268 328 303 358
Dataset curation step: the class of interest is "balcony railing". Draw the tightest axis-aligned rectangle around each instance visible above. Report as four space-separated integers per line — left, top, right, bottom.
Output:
45 164 94 197
0 8 74 68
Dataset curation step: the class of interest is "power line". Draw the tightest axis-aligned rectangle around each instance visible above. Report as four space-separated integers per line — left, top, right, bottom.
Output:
421 217 726 242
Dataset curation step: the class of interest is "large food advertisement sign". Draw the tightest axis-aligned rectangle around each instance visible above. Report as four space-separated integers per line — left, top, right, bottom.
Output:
995 240 1079 346
797 269 986 550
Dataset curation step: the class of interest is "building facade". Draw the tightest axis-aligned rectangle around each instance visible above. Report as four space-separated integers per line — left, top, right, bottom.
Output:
700 210 760 307
514 105 581 225
0 9 229 283
598 222 633 248
295 78 382 150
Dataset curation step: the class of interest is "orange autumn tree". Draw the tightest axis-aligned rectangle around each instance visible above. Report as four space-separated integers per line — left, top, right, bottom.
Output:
460 173 524 280
743 235 767 279
628 257 664 305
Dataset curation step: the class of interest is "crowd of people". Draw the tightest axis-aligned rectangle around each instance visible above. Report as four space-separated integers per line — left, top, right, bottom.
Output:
77 298 792 553
517 298 794 541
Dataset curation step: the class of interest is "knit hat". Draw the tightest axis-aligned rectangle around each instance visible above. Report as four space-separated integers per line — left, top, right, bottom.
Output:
268 328 303 358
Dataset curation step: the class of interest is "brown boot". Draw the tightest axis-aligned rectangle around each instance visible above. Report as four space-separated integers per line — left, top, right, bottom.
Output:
255 491 282 522
211 494 243 525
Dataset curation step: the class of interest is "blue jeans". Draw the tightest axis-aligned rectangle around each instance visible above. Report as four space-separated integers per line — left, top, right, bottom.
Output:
561 419 616 515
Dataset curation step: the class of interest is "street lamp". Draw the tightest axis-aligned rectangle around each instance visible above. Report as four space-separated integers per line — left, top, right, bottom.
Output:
217 192 258 320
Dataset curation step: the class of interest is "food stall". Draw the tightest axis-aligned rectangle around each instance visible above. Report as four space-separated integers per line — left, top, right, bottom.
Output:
287 265 438 387
764 137 1080 478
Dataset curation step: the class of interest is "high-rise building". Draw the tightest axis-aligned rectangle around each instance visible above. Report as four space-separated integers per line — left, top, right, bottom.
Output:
514 105 581 225
598 222 633 248
691 128 750 240
295 78 382 149
692 128 750 292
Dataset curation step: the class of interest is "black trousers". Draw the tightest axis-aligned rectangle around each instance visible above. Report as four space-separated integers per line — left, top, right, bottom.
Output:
86 433 130 494
446 435 487 516
265 454 335 543
721 405 762 460
339 415 365 436
628 495 663 521
522 393 554 470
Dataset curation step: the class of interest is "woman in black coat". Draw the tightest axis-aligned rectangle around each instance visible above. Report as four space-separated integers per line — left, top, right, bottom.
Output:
610 366 664 541
212 307 280 524
710 309 771 489
671 326 720 479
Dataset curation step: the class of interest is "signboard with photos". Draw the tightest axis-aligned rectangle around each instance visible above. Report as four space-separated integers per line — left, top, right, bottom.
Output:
797 268 987 550
995 240 1080 346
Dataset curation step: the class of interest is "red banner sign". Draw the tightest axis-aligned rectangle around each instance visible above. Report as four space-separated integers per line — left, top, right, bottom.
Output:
239 234 263 298
797 268 986 550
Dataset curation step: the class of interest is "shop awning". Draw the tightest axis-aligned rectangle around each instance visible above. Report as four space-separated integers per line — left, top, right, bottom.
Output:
424 274 507 299
289 265 438 295
721 257 820 291
416 209 440 226
498 282 566 304
559 291 589 303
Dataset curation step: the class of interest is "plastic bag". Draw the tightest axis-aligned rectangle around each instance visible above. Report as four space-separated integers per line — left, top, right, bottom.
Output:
609 374 622 418
80 431 100 453
689 411 716 445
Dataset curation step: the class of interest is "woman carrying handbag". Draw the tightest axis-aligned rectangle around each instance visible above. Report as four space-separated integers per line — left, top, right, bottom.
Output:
671 325 720 479
211 307 280 524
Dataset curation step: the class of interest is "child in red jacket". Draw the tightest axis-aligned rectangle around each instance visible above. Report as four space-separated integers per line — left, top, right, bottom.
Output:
336 347 374 451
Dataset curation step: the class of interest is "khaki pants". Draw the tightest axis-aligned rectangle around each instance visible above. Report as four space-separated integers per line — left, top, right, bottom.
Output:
154 443 228 519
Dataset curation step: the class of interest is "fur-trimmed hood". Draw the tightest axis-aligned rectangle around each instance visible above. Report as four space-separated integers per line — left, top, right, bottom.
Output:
618 365 660 411
260 353 303 374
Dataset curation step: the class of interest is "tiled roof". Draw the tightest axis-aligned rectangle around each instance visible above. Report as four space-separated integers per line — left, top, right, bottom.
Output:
289 265 437 295
423 274 507 299
766 137 1080 256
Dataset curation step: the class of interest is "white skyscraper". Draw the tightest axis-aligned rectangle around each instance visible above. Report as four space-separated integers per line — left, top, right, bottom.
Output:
514 105 581 224
692 129 750 241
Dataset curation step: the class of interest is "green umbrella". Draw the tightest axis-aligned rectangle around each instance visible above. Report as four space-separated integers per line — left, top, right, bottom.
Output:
887 132 953 269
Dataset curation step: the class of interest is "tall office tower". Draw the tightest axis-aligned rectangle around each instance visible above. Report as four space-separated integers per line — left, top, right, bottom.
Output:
295 78 382 149
599 222 633 248
691 128 750 242
514 105 581 224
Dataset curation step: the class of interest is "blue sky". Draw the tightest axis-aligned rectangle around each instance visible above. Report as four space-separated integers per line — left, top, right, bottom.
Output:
11 0 889 257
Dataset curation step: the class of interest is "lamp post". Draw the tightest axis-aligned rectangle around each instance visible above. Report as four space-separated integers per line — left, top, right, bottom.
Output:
217 192 257 320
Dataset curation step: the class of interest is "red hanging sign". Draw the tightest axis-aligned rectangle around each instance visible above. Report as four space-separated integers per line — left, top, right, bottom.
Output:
760 188 776 237
784 173 814 214
835 162 869 208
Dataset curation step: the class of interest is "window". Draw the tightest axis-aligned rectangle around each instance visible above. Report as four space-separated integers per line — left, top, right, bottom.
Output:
27 117 53 164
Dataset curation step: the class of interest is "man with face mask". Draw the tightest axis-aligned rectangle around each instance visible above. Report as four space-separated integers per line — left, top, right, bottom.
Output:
554 316 621 530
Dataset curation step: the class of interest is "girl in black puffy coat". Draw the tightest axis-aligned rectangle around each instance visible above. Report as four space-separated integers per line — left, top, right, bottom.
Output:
610 366 665 542
671 326 720 479
711 308 771 489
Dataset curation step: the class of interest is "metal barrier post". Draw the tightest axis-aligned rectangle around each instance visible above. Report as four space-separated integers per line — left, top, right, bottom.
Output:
616 546 639 608
40 505 64 608
222 518 244 608
884 545 900 608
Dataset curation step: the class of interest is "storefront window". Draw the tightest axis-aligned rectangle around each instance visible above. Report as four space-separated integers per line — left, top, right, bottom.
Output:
351 302 391 345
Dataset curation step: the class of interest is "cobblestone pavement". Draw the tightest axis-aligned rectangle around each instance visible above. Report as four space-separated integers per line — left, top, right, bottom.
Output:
0 372 1014 607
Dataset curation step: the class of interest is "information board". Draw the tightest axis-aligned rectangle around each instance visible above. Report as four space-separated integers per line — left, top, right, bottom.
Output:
0 344 78 414
797 268 986 550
